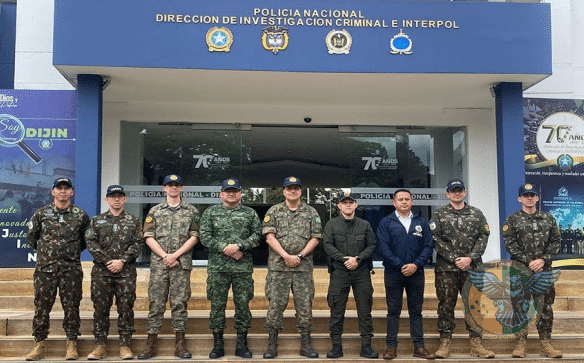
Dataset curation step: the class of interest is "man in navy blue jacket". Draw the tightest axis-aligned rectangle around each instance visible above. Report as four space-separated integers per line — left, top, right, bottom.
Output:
376 189 435 360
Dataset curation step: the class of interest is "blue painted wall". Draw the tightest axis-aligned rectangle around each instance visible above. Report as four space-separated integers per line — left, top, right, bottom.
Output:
53 0 551 75
0 2 16 89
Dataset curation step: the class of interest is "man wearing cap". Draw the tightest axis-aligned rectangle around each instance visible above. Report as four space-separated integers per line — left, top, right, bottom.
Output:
323 192 378 359
25 178 90 361
375 189 435 360
138 174 200 359
85 185 143 360
262 176 323 359
429 179 494 358
200 178 262 359
503 183 562 358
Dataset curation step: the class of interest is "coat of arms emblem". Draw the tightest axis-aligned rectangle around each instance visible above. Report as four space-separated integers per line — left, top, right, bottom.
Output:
262 26 289 55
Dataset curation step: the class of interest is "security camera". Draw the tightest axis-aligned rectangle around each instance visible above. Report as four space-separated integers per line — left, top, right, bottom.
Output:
304 117 312 123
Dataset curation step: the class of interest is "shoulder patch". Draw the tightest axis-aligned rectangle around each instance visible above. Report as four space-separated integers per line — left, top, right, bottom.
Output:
263 215 270 223
145 216 153 223
315 216 321 224
484 224 490 232
502 224 509 232
85 229 94 238
429 221 436 230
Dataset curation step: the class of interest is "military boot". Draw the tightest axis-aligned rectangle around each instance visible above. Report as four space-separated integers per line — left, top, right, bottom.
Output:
137 333 157 359
65 339 79 360
512 337 526 358
235 330 253 358
87 343 107 360
540 339 563 358
263 332 278 359
209 330 224 359
300 334 319 358
25 340 45 361
470 337 495 358
174 332 192 359
434 337 451 358
120 345 134 360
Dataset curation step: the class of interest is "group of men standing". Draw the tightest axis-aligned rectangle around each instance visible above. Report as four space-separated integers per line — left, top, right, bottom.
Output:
24 174 563 360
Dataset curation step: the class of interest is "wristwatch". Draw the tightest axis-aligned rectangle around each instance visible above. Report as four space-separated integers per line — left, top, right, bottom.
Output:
237 242 243 251
356 256 361 263
297 253 304 260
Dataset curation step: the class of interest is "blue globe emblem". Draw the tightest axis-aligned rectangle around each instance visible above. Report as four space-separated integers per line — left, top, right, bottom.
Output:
212 31 228 46
390 30 413 55
557 154 573 170
39 138 53 150
393 37 410 50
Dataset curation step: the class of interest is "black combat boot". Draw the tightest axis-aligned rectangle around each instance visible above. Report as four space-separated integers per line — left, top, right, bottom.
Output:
137 334 157 359
235 330 253 358
209 330 224 359
263 332 278 359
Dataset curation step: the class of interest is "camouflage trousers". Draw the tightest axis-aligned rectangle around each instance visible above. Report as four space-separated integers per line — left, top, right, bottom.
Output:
32 269 83 341
435 271 480 338
514 283 555 339
90 269 137 345
207 271 254 332
264 270 315 335
146 268 191 334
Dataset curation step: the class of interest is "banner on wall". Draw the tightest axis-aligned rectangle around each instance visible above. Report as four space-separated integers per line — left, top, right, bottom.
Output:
524 98 584 266
0 90 77 267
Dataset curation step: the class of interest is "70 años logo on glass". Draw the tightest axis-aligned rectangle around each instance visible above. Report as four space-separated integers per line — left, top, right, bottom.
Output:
462 260 560 340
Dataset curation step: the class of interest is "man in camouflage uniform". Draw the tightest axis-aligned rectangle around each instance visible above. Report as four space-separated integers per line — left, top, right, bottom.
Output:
138 174 200 360
262 176 322 359
200 178 262 359
429 179 495 358
503 183 562 358
85 185 143 360
25 178 90 361
323 192 378 359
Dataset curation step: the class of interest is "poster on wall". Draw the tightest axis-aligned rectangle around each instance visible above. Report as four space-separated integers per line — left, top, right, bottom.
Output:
0 90 77 267
523 98 584 265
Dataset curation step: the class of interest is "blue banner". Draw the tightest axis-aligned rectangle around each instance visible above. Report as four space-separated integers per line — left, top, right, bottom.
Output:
524 98 584 264
0 90 77 267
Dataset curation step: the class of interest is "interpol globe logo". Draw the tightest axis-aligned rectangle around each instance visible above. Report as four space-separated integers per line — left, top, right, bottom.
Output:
390 29 412 55
462 260 560 340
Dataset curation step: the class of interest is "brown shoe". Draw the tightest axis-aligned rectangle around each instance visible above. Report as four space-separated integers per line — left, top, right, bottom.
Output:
383 346 397 360
413 347 436 360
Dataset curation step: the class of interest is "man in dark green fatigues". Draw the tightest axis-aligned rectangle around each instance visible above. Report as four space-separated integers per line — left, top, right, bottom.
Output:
86 185 143 360
200 178 262 359
323 192 377 359
503 183 562 358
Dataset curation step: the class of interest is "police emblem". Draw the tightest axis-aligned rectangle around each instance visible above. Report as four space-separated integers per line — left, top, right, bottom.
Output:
263 215 270 223
502 224 509 232
228 179 235 185
289 177 297 182
39 139 53 150
390 29 413 55
206 27 233 52
415 225 422 232
429 221 436 230
344 191 351 197
170 175 178 181
262 26 289 54
325 29 352 55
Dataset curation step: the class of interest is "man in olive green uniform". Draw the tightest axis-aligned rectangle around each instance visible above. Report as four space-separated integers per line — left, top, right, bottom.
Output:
138 174 200 360
429 179 494 358
86 185 143 360
323 192 377 359
262 176 322 359
503 183 562 358
200 178 262 359
26 178 90 361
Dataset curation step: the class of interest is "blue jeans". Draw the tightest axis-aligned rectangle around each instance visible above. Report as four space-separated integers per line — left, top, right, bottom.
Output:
384 268 425 348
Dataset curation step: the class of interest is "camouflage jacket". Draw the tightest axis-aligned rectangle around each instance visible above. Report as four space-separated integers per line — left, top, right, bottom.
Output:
503 209 561 270
200 203 262 273
430 203 490 272
323 216 376 272
27 203 90 273
262 202 323 272
86 210 143 277
143 199 199 271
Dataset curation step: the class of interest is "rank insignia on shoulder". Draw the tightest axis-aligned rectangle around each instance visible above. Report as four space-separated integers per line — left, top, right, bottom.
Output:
72 207 80 213
326 29 352 55
206 27 233 52
262 26 289 55
390 29 413 55
263 215 270 223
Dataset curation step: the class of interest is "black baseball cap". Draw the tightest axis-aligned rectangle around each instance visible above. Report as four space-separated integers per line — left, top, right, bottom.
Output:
106 185 125 197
